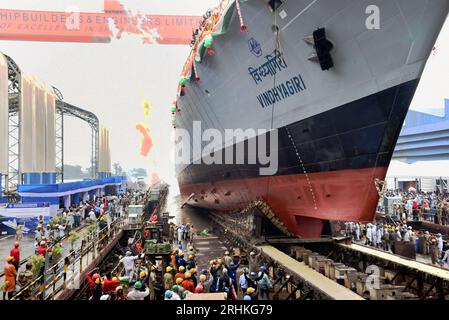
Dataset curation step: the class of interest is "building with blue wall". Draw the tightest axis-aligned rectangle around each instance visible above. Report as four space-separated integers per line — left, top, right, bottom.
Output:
393 99 449 163
17 176 125 215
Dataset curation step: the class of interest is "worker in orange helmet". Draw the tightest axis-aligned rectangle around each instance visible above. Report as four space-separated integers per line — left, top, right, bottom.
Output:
181 272 195 292
3 256 17 300
10 242 20 271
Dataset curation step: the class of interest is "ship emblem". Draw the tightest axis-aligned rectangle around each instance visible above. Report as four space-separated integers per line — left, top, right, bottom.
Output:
248 38 262 57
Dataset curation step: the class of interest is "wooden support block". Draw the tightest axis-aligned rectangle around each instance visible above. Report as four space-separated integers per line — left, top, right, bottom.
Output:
344 269 359 290
355 273 369 296
314 256 327 274
307 253 320 267
369 285 405 301
335 266 356 280
329 263 345 280
323 259 333 278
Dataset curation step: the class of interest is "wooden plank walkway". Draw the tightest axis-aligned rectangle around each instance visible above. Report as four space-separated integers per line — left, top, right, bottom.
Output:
338 242 449 281
257 245 364 300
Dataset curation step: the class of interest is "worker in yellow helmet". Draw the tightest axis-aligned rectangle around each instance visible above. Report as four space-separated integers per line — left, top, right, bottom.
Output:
163 266 174 290
139 271 147 284
92 277 103 300
175 265 186 281
187 254 196 269
175 277 183 285
3 256 16 300
246 287 256 300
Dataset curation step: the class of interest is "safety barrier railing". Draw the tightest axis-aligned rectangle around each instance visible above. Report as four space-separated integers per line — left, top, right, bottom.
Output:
0 223 87 280
10 218 124 300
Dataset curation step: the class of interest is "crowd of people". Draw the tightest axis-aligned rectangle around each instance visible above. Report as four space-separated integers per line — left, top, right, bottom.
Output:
163 248 271 301
381 190 449 224
85 243 273 301
2 194 125 300
345 222 449 268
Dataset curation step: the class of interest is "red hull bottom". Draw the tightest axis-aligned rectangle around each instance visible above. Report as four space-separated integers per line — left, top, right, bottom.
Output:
179 167 387 238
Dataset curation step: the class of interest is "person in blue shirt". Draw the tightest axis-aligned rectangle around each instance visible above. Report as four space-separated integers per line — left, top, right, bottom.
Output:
225 260 240 290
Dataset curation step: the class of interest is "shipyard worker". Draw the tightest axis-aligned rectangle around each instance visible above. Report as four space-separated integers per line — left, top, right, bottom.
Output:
58 224 66 239
3 256 17 300
89 209 96 222
181 272 195 292
92 278 103 300
10 242 20 271
15 224 23 242
225 260 240 290
371 224 378 247
244 271 264 300
437 233 444 257
17 262 34 300
164 290 175 300
38 241 47 257
382 228 390 252
223 251 233 266
120 251 139 280
202 273 213 293
366 223 372 245
246 287 257 300
354 223 360 241
248 249 262 272
442 248 449 268
44 225 52 241
67 212 74 231
187 254 196 269
189 224 196 243
171 285 182 299
376 225 383 247
184 224 190 240
35 226 43 243
163 266 174 290
151 275 165 301
423 231 431 255
177 225 184 243
127 281 149 300
175 265 186 281
239 267 250 294
170 251 178 271
403 226 412 243
102 273 120 293
395 227 402 242
189 268 198 287
176 251 187 268
258 266 272 300
430 237 439 265
218 268 231 292
86 269 100 296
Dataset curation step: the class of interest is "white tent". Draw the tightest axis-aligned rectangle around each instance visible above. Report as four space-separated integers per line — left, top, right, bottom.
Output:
386 160 449 192
387 160 449 179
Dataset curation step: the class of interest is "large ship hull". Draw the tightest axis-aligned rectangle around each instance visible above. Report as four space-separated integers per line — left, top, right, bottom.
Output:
175 0 449 238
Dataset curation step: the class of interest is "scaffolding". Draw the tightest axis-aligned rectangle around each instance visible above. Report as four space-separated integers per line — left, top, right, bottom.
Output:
4 54 99 191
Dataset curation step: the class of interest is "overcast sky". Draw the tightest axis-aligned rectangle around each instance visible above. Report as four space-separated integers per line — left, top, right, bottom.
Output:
0 1 447 188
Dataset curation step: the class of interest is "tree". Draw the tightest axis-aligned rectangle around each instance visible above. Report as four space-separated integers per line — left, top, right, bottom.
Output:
63 164 84 180
130 168 147 178
113 163 123 176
